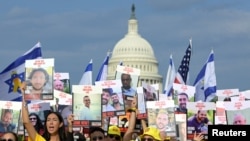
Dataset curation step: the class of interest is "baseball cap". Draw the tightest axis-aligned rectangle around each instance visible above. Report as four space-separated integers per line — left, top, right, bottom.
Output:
141 127 161 141
108 125 121 137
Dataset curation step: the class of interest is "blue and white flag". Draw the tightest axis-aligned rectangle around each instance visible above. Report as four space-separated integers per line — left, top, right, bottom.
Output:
95 52 110 82
193 50 216 102
163 54 176 97
79 59 93 85
0 42 42 101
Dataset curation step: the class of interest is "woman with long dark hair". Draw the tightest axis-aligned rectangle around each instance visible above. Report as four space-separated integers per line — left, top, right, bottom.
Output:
21 82 73 141
29 113 44 135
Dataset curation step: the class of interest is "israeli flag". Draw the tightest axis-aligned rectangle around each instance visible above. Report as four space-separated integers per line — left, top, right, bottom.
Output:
163 54 176 97
79 59 93 85
95 52 109 82
0 42 42 101
194 50 217 102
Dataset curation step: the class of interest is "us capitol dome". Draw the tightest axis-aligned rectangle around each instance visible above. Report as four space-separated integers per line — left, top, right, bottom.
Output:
107 4 163 93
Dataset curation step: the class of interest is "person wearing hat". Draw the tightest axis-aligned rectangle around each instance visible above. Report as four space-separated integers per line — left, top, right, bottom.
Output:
141 127 161 141
107 125 122 141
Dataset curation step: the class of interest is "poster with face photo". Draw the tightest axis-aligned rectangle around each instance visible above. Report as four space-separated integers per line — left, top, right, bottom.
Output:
24 58 54 100
0 101 21 136
95 79 125 117
115 65 140 111
109 116 118 126
224 101 250 125
214 101 227 125
146 100 176 137
173 83 195 114
45 89 72 111
22 102 51 137
142 82 158 101
186 101 215 141
58 105 72 127
27 102 51 122
151 83 159 100
72 85 102 131
216 89 239 101
54 90 72 105
54 72 71 94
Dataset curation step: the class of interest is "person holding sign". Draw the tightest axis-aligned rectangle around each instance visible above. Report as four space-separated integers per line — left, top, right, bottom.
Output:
21 82 74 141
29 113 44 135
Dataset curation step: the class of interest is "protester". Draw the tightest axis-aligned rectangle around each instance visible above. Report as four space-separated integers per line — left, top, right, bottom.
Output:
107 125 121 141
21 82 73 141
0 131 18 141
29 113 44 135
89 127 105 141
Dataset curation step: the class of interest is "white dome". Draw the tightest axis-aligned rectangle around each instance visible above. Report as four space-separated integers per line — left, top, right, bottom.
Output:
112 34 156 60
107 4 163 92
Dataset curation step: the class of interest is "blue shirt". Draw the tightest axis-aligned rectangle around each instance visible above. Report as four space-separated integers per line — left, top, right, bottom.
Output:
102 104 116 112
0 122 16 133
122 87 137 97
80 106 94 120
187 116 209 133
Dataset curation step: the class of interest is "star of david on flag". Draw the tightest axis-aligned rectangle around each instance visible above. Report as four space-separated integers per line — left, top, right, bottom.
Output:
0 42 42 101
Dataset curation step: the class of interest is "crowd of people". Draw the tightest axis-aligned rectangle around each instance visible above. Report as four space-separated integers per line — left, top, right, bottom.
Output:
1 69 247 141
0 81 205 141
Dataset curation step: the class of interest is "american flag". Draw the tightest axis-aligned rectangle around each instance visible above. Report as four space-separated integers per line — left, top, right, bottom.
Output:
174 39 192 84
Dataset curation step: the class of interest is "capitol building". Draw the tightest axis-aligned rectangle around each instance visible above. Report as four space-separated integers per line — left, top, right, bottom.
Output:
107 4 163 93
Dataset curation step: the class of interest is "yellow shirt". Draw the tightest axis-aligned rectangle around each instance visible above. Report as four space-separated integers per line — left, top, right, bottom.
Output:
28 133 46 141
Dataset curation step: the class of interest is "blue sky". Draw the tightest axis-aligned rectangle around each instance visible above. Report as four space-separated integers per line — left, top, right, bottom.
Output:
1 0 250 92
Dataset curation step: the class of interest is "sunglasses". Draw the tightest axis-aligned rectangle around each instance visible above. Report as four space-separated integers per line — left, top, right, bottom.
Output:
0 139 14 141
92 136 103 141
108 134 120 141
29 117 37 121
141 138 154 141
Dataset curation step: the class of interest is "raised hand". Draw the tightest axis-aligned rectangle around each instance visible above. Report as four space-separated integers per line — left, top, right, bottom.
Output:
193 132 204 141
